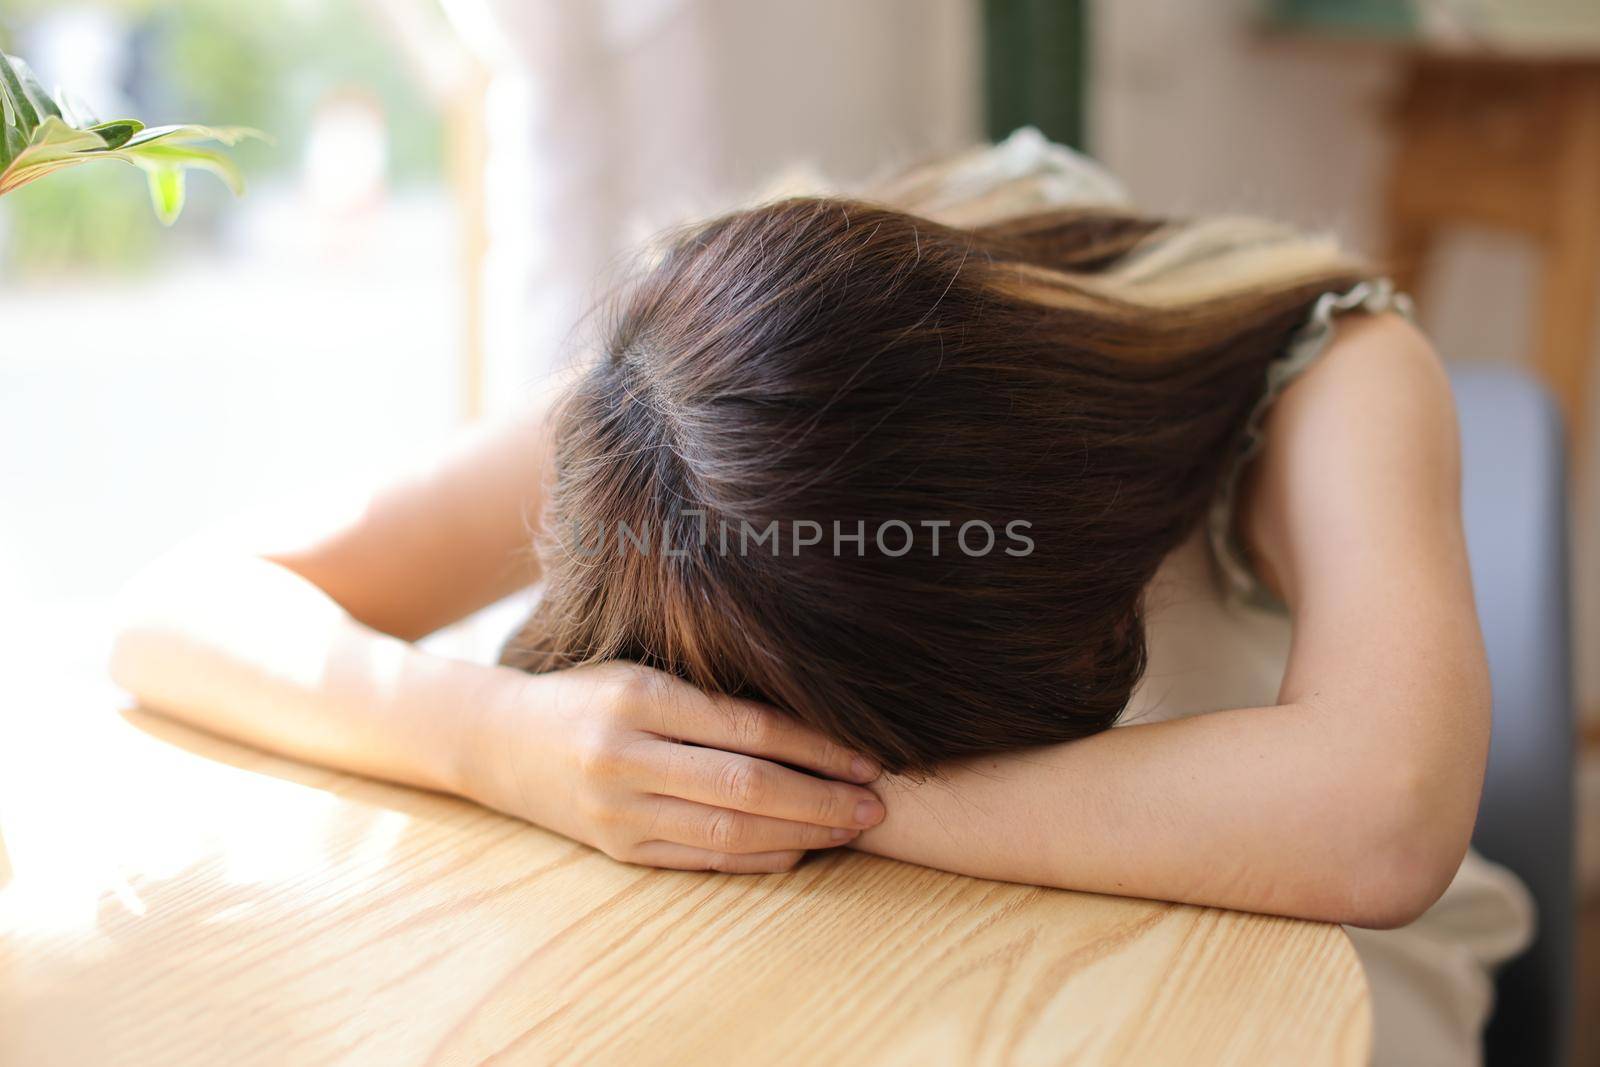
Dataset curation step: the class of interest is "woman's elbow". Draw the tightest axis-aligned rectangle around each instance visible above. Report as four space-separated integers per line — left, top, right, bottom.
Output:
1337 765 1475 929
1341 846 1460 930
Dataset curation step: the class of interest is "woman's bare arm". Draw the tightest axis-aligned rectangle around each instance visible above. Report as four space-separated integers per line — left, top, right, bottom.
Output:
258 392 562 641
108 388 564 790
109 382 884 871
852 312 1489 929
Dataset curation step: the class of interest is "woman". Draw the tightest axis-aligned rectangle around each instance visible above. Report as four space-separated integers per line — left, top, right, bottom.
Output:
110 131 1531 1064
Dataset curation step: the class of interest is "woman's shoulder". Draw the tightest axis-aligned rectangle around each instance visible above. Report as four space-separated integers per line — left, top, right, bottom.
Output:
1208 281 1448 611
1309 291 1439 384
1225 286 1459 609
1273 293 1452 451
1255 279 1434 460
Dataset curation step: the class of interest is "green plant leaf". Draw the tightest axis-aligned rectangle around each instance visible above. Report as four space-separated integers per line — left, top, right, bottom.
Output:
142 163 185 226
0 51 59 170
1 119 264 222
0 116 110 196
126 124 266 149
118 141 246 198
0 50 264 223
53 90 99 131
0 52 61 137
87 119 143 151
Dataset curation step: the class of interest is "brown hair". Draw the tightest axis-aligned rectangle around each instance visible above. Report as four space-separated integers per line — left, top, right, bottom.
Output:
499 193 1365 773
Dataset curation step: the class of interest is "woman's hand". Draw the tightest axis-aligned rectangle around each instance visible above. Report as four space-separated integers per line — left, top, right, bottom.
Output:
464 661 886 873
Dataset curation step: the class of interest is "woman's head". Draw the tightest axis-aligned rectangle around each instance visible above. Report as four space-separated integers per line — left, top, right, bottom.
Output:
501 195 1363 773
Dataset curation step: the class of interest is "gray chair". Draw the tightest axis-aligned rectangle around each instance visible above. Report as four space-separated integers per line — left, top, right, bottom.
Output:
1452 364 1576 1067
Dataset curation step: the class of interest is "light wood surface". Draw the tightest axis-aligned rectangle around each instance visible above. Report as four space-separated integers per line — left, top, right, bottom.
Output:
0 677 1371 1066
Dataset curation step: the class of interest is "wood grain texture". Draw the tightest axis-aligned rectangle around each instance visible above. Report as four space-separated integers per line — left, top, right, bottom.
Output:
0 680 1370 1066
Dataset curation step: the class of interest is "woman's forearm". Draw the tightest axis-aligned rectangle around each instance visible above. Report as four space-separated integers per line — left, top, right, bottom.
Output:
108 550 523 795
854 697 1472 929
106 549 889 875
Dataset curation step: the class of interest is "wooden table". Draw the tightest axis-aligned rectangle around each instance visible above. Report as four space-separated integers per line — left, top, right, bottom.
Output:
0 676 1371 1066
1384 52 1600 456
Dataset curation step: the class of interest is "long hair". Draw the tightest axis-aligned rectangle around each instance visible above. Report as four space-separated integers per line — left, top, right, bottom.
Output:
498 172 1366 773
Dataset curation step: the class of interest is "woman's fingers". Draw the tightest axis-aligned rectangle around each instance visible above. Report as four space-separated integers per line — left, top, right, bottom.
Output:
641 796 859 853
640 742 885 831
640 686 880 784
628 841 807 874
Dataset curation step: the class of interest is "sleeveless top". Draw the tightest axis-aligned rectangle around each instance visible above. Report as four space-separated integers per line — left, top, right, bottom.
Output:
864 128 1536 1067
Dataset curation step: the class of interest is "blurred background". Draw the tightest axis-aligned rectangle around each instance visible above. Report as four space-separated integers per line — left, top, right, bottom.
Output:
2 0 1599 1058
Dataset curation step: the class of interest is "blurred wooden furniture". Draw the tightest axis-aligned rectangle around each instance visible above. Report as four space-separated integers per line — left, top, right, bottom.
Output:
1384 54 1600 450
0 677 1372 1066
